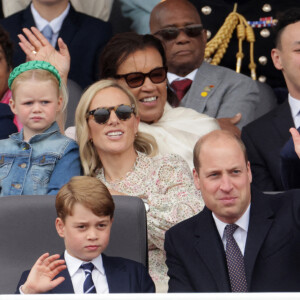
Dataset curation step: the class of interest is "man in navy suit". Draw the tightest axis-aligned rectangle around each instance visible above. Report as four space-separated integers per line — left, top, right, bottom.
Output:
16 176 155 294
241 8 300 191
165 130 300 292
0 0 112 89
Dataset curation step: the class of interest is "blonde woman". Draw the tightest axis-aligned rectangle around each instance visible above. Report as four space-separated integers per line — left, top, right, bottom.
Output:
75 79 204 292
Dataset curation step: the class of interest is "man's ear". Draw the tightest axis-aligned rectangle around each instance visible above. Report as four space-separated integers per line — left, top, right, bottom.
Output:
271 48 283 71
247 161 252 183
202 29 208 45
193 168 201 190
55 217 65 238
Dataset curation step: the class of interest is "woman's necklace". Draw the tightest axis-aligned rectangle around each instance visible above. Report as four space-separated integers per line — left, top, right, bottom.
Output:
102 153 140 185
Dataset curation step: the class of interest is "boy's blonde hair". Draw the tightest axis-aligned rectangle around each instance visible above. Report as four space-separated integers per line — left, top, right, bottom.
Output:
75 79 158 176
56 176 115 222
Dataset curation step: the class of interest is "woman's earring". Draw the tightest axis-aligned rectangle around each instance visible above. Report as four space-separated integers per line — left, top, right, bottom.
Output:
90 138 93 144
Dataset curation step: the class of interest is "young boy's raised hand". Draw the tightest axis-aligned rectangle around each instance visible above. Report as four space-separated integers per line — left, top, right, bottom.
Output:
21 253 67 294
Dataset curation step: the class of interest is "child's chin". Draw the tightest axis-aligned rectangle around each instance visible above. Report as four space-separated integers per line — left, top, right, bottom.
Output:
80 252 101 262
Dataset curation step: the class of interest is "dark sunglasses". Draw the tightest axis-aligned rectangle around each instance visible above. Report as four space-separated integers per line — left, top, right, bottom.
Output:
114 66 167 88
87 104 136 124
154 24 203 41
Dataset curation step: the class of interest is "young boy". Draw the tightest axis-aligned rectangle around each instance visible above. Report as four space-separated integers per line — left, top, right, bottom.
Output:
16 176 155 294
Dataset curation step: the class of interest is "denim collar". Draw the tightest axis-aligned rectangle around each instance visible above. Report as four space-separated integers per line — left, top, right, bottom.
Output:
10 122 60 143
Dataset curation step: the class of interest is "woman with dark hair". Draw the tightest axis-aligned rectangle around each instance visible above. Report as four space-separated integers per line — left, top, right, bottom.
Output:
0 24 20 133
65 32 219 169
97 32 219 169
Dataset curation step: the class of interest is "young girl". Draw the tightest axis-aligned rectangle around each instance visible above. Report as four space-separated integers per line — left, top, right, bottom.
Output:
0 60 81 196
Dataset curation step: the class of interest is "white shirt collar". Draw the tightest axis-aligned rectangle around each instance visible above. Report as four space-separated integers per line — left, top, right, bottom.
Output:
288 93 300 126
31 2 70 34
64 250 106 277
167 68 198 85
213 203 251 239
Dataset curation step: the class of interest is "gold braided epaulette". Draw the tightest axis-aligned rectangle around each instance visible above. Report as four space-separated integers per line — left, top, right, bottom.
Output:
204 4 256 80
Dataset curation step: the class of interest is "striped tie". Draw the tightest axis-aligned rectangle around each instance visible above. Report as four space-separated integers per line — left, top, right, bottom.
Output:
224 224 248 292
81 262 97 293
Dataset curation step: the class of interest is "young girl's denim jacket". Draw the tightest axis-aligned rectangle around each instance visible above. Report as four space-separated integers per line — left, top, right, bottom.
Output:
0 122 81 195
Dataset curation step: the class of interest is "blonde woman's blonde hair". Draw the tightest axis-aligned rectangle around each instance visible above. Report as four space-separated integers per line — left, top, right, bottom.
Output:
75 79 158 176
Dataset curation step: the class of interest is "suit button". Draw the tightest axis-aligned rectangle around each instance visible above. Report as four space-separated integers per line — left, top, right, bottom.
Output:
258 76 267 83
206 30 212 40
201 6 212 15
258 56 268 66
260 28 270 38
262 4 272 12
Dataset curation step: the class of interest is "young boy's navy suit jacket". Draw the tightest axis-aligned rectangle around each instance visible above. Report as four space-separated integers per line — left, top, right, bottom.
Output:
16 254 155 293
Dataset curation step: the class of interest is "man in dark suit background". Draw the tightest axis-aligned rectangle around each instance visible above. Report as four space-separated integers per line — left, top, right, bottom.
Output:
0 0 112 89
165 130 300 292
241 8 300 191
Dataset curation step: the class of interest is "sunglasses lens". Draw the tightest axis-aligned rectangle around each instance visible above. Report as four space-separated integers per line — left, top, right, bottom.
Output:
115 105 133 120
93 108 110 124
160 28 179 40
126 73 144 88
150 68 167 84
185 25 203 37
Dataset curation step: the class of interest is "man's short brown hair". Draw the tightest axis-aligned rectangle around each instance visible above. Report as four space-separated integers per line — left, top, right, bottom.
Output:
193 130 248 172
56 176 115 222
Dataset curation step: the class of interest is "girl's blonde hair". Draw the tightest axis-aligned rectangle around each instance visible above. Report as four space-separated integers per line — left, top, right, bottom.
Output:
10 69 68 126
11 69 68 110
75 79 158 176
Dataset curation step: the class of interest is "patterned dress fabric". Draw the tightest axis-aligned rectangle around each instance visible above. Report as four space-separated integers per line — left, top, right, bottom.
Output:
96 151 204 292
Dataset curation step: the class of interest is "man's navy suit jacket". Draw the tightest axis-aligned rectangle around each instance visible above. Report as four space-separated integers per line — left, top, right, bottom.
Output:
0 4 112 89
241 101 293 191
16 254 155 293
165 188 300 292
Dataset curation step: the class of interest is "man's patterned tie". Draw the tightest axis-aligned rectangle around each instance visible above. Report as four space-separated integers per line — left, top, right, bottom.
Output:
224 224 248 292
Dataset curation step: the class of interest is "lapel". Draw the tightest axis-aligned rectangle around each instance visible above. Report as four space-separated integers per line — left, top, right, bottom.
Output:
244 188 274 289
22 5 36 29
56 5 78 49
181 62 222 113
50 254 74 294
103 254 130 293
193 208 231 292
271 101 294 142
